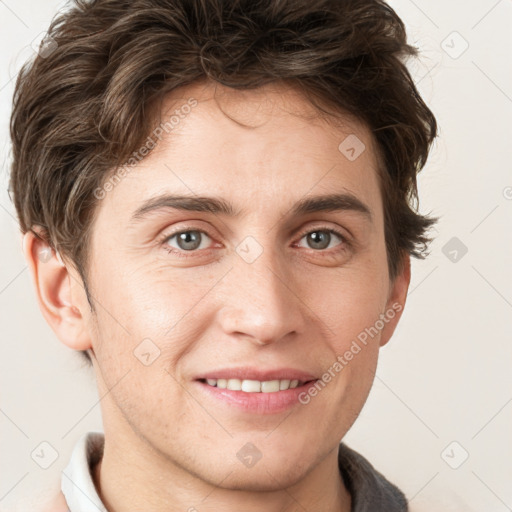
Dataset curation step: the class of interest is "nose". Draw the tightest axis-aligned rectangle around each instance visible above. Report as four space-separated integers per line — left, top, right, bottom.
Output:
216 239 307 346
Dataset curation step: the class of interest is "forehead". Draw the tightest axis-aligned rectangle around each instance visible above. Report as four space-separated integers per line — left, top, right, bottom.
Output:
155 79 375 153
98 79 384 226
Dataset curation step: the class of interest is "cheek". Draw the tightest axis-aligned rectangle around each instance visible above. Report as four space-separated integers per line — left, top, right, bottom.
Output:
308 260 388 406
314 262 389 343
88 260 214 374
94 255 190 324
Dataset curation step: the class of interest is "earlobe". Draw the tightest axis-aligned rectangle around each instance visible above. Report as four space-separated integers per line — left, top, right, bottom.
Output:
22 230 92 352
379 252 411 348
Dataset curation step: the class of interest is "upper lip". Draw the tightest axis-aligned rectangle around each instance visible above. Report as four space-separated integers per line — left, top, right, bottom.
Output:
195 367 318 382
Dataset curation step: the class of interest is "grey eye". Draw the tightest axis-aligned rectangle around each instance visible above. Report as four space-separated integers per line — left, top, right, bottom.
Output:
299 230 343 251
165 230 211 252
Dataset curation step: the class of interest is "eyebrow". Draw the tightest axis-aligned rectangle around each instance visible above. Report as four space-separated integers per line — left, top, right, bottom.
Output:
130 192 373 223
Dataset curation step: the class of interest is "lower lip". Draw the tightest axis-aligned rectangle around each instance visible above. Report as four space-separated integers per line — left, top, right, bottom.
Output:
193 380 319 414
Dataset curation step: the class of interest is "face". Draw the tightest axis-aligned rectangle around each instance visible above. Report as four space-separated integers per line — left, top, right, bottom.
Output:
69 80 409 490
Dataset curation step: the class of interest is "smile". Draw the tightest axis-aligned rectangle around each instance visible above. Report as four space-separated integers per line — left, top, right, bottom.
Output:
200 378 309 392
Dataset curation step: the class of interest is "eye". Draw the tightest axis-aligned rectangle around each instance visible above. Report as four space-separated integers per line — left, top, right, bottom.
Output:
158 225 349 259
161 229 213 256
296 227 347 253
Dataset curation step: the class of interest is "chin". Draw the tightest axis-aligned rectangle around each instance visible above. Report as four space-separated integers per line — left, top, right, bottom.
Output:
218 468 307 492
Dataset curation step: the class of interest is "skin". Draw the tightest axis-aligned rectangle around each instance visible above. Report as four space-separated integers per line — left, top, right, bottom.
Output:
24 79 410 512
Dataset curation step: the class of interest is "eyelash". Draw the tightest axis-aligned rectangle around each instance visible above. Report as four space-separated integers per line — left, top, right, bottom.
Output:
158 225 350 259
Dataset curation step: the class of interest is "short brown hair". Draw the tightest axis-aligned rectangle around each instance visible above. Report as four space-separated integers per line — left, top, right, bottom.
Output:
9 0 438 366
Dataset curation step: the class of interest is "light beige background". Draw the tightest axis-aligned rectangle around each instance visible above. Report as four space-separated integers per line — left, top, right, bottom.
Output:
1 1 511 511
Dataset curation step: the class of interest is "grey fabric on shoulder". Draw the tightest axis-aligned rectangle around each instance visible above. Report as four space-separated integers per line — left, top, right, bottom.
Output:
338 442 409 512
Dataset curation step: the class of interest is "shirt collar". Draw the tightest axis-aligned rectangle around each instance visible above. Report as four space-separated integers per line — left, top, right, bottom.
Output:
61 431 107 512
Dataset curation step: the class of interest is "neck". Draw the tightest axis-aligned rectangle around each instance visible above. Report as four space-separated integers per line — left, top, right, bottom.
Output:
92 435 351 512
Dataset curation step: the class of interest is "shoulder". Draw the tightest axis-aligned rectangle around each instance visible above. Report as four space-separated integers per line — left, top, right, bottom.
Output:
338 442 409 511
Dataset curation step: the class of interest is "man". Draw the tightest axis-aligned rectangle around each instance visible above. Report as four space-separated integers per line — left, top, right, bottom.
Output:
10 0 437 510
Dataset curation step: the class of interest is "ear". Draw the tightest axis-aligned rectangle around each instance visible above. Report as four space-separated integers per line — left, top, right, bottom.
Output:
22 230 92 351
379 252 411 348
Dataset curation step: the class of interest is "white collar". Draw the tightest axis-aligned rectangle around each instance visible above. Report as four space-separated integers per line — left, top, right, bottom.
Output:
61 431 107 512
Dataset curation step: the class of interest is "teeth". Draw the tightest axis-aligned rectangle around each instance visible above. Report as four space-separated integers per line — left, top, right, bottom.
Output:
204 378 306 392
279 379 291 390
227 378 242 391
242 379 262 392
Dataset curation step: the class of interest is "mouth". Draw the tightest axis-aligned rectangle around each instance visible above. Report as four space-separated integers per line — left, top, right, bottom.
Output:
197 378 315 393
193 373 320 414
193 367 320 413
